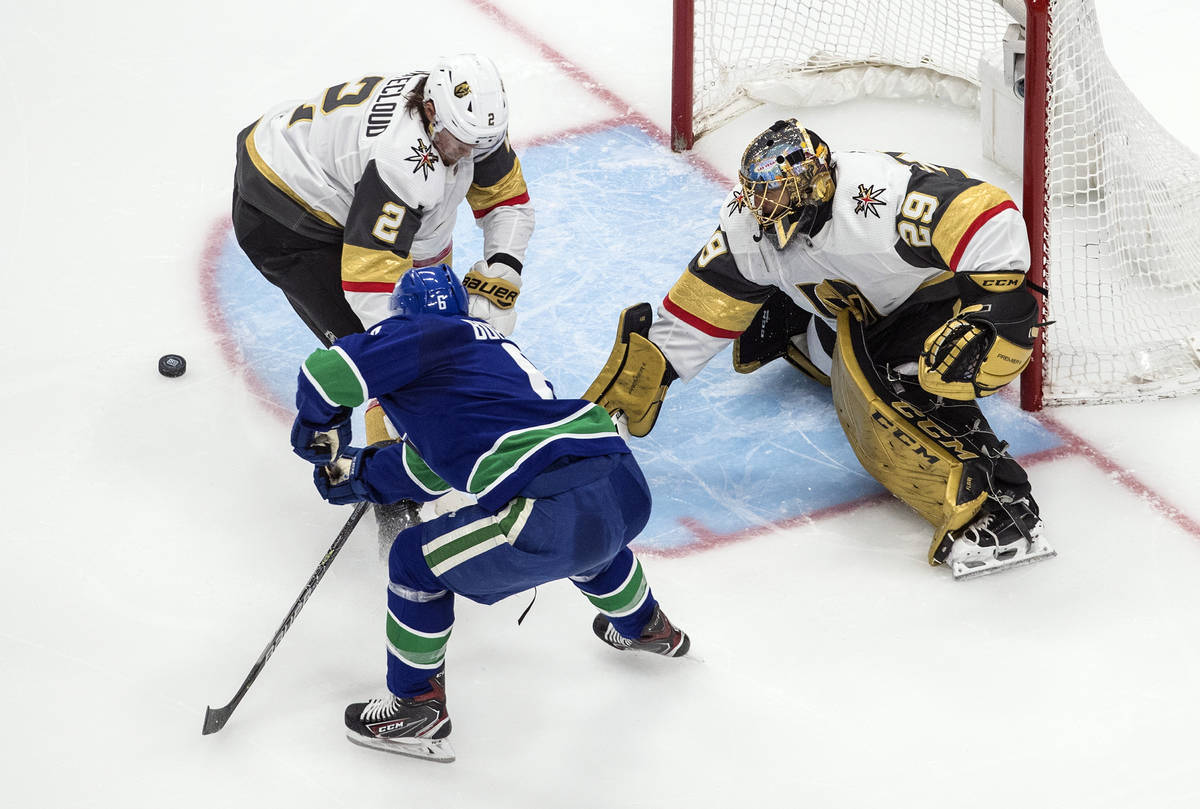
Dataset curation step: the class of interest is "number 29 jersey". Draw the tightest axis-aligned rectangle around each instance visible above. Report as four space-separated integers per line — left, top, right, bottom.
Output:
648 150 1031 381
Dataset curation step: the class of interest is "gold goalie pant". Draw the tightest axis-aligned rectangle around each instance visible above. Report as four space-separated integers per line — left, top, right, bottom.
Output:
828 311 1031 565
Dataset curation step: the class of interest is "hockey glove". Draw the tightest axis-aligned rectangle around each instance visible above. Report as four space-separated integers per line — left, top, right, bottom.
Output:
464 260 521 336
582 303 677 437
314 447 372 505
918 295 1038 400
291 410 352 464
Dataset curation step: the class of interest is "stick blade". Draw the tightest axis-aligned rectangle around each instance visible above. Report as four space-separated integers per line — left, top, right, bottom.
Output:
202 704 233 735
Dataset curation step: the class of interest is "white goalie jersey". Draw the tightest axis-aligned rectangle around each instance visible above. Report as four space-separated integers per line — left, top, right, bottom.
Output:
648 150 1031 380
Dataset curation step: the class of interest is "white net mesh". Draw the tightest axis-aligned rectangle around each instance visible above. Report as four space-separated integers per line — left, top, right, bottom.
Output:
1039 0 1200 403
690 0 1200 405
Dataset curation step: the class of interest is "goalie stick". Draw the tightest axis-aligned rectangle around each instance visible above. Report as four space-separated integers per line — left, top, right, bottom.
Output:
202 499 370 735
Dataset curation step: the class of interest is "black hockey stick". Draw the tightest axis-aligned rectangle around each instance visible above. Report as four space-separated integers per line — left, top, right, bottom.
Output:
202 499 370 735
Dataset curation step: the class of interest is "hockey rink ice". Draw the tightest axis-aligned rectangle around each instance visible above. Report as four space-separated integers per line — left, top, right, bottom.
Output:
5 1 1200 806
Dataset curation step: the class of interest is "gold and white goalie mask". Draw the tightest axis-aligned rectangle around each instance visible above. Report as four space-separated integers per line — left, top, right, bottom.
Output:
738 119 835 240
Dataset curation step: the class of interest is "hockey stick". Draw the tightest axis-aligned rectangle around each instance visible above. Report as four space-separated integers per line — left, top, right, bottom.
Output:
202 499 370 735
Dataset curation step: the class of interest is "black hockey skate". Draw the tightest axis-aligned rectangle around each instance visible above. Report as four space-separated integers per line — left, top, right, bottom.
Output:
593 605 690 657
344 671 454 762
943 494 1055 580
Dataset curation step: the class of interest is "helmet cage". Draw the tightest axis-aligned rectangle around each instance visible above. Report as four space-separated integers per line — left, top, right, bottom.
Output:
738 122 834 228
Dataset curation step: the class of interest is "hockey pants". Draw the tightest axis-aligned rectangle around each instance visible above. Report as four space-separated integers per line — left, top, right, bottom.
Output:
383 453 658 697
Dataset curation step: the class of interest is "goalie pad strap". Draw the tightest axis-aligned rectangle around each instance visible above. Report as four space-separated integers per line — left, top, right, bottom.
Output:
830 311 990 564
582 303 673 437
463 267 520 310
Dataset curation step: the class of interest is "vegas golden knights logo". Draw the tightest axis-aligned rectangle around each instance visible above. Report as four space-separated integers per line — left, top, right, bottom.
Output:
795 279 881 325
453 81 471 98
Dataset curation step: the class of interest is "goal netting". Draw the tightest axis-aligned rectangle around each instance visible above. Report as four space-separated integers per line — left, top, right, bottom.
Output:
674 0 1200 408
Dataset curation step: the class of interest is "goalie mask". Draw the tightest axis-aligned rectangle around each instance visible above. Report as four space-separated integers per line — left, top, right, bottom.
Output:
424 53 508 152
389 265 469 317
738 120 835 240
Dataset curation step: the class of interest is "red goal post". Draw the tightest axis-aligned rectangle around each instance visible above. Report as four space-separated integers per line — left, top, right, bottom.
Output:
671 0 1200 410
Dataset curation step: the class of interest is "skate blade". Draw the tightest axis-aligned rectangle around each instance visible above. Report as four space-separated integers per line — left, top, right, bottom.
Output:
951 541 1057 581
346 732 456 763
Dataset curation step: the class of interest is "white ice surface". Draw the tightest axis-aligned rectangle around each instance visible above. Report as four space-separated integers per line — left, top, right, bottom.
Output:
3 2 1200 807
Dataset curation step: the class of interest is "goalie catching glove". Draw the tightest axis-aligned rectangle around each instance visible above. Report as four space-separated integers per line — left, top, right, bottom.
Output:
582 303 677 437
463 260 521 336
918 284 1039 400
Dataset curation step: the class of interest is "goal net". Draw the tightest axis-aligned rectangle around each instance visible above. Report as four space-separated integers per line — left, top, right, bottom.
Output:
672 0 1200 408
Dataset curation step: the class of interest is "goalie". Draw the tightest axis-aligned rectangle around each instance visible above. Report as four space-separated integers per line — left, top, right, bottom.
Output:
584 119 1054 580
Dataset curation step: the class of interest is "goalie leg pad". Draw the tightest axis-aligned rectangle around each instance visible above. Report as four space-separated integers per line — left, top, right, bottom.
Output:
582 303 675 437
830 311 991 560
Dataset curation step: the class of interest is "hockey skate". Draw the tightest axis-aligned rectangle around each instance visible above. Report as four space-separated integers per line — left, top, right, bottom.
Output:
593 605 691 657
943 494 1056 581
344 672 454 763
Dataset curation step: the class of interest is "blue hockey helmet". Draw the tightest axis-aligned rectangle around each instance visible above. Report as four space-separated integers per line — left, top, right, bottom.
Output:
389 265 469 317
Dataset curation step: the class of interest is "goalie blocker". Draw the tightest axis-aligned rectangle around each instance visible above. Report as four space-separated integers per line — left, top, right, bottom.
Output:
582 303 678 437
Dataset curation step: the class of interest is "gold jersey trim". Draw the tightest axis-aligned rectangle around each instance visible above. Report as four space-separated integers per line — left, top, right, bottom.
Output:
341 244 413 285
244 121 341 229
467 156 529 213
931 184 1012 268
667 271 762 334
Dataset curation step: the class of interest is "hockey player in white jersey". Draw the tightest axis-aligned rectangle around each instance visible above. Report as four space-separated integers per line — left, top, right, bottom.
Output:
584 119 1055 580
233 54 533 538
233 54 531 343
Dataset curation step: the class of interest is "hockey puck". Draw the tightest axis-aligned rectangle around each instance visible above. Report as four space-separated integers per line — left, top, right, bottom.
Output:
158 354 187 377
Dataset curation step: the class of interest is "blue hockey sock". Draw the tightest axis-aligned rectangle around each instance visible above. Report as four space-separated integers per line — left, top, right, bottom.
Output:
571 547 658 639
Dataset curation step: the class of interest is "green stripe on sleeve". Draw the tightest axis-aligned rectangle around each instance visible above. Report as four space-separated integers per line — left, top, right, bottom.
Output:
468 404 616 494
403 444 452 494
302 347 367 407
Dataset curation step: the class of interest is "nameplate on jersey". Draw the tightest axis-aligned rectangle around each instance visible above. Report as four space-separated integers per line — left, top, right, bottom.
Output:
467 320 507 341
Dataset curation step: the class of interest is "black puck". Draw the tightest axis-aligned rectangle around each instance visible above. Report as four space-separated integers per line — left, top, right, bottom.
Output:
159 354 187 377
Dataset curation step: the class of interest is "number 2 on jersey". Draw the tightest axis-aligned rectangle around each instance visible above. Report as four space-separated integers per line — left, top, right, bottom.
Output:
372 202 407 244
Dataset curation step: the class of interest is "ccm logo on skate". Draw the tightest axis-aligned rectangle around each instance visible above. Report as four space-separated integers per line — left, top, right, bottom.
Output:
368 720 413 734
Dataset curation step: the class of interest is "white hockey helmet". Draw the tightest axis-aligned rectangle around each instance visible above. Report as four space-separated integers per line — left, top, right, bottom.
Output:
423 54 509 152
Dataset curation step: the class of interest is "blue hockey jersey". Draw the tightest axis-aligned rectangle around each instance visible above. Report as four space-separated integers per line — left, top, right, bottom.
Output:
295 313 629 512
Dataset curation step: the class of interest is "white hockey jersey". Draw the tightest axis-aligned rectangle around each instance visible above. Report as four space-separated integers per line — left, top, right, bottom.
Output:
649 150 1030 380
237 73 534 328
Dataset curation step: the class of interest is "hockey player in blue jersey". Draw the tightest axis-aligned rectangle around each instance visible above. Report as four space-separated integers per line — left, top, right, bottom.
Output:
290 265 690 762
